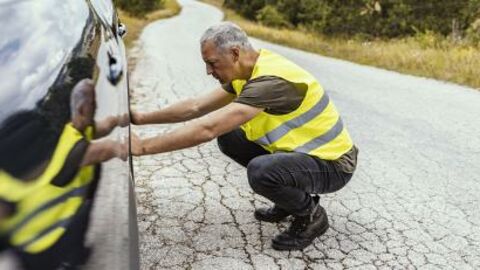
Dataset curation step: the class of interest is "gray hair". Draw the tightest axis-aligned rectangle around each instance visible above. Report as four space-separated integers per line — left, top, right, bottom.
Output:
200 21 253 51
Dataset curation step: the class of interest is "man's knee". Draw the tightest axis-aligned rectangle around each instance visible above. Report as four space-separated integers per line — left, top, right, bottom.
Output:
247 156 277 194
217 133 232 156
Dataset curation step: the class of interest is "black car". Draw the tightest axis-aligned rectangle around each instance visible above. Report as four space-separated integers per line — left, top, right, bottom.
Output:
0 0 138 269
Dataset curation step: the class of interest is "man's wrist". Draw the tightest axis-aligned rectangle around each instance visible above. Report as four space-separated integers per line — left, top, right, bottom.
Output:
132 135 148 156
131 111 144 125
110 116 119 128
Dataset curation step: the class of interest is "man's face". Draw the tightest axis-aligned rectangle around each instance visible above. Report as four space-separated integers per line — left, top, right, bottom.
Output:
80 94 96 124
201 40 238 84
72 79 97 128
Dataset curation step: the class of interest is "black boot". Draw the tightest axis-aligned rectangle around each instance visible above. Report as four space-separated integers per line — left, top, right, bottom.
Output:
271 197 329 250
254 205 290 223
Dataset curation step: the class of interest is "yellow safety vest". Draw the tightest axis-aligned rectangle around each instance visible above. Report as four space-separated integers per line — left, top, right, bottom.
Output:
232 49 354 160
0 123 94 254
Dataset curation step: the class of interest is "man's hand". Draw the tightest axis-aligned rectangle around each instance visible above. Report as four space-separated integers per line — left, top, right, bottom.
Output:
130 132 144 156
117 113 130 128
130 111 145 125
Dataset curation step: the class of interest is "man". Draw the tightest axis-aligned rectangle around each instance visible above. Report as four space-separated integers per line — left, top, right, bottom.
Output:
131 22 358 251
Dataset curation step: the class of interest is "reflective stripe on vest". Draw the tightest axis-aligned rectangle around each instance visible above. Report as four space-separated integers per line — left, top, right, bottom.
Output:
231 49 353 160
0 123 94 253
4 185 88 237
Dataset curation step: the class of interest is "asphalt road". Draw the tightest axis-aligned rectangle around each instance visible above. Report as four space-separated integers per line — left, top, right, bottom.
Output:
129 0 480 269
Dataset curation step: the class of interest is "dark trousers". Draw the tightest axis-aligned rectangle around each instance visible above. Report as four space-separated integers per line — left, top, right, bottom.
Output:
217 129 354 216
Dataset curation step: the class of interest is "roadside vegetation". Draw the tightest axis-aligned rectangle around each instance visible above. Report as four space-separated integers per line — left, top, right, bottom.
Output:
115 0 182 48
202 0 480 89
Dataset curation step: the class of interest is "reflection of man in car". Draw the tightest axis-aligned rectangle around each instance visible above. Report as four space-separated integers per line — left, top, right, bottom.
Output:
0 79 126 269
131 22 358 251
70 79 128 166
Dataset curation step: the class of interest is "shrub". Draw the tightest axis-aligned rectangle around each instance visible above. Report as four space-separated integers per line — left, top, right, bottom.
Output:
277 0 331 33
412 29 446 49
224 0 266 20
466 18 480 44
223 0 480 39
255 5 290 28
115 0 165 16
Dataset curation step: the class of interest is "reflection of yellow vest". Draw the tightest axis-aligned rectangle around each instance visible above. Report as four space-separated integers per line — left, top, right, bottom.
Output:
0 123 94 254
232 49 353 160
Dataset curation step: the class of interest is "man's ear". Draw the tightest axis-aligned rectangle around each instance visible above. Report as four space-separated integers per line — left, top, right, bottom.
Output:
231 46 240 62
77 104 86 118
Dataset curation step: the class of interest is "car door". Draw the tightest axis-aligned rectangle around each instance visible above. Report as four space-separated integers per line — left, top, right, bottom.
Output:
0 0 138 268
84 0 140 269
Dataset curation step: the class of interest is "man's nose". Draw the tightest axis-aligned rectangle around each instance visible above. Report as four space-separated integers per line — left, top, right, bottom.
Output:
206 65 213 75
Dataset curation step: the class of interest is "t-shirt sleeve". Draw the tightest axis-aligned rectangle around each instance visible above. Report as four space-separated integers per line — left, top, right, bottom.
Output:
50 138 88 187
221 83 236 94
234 76 306 115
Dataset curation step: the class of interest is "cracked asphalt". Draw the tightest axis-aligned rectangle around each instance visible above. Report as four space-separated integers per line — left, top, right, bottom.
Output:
129 0 480 269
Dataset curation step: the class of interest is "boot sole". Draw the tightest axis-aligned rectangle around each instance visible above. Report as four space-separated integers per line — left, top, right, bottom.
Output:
270 222 329 251
254 211 290 223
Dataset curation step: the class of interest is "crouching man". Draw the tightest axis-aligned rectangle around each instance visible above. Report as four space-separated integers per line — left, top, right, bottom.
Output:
131 22 358 250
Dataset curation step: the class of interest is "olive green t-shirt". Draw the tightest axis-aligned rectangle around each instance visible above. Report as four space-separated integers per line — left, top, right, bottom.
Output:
222 76 358 173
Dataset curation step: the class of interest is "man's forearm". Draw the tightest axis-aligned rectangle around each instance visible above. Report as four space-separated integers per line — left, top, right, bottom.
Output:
141 98 204 124
81 140 124 166
94 116 117 139
134 87 235 125
138 122 215 155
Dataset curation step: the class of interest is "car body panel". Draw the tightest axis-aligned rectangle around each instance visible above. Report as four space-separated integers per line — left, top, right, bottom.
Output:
0 0 138 268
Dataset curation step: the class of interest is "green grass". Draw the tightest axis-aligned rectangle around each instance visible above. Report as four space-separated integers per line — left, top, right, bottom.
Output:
202 0 480 90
